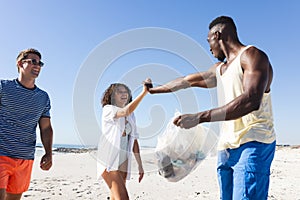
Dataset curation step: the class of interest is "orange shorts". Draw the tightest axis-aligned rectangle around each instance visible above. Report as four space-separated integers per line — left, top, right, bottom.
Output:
0 156 34 194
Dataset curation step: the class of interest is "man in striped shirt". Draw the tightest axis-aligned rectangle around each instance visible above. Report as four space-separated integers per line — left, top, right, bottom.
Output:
0 48 53 200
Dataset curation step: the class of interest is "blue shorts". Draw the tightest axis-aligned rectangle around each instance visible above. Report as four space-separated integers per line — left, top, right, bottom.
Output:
217 141 276 200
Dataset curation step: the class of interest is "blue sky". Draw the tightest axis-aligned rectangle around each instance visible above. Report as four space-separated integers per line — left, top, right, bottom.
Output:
0 0 299 147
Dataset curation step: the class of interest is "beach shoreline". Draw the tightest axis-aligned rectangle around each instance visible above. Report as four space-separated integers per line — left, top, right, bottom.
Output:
24 145 300 199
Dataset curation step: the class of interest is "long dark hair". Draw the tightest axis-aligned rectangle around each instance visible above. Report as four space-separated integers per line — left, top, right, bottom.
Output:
101 83 132 107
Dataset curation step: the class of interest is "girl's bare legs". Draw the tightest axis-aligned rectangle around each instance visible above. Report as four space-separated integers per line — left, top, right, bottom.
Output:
118 159 128 183
102 161 129 200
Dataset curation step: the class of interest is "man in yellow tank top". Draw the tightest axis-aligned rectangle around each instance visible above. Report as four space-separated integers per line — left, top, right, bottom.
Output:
149 16 275 200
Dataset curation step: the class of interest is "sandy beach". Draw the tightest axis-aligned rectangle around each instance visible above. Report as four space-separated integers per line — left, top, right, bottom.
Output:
23 146 300 200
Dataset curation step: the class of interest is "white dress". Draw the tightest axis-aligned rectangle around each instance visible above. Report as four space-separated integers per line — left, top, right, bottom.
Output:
97 105 138 180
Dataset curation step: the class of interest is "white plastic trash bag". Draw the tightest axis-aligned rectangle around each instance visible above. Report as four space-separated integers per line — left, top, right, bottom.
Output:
155 112 217 182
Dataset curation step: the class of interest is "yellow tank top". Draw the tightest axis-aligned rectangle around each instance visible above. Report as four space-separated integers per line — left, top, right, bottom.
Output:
216 46 276 150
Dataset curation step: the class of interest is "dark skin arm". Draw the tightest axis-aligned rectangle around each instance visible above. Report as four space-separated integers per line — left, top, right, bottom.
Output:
174 46 273 128
148 63 219 94
39 117 53 170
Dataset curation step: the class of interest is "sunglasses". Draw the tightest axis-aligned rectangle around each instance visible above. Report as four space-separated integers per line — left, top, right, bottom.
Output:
22 59 44 67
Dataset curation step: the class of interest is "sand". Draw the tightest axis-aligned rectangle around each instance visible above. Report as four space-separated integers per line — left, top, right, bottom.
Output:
22 146 300 200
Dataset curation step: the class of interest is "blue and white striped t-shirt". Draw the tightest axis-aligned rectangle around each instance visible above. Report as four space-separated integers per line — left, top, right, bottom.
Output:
0 79 51 160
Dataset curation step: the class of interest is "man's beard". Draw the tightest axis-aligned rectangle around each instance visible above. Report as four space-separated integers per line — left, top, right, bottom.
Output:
217 52 226 62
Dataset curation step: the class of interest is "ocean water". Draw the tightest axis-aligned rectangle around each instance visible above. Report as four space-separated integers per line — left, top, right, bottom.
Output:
36 143 154 150
35 143 97 157
35 143 156 157
36 143 95 149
